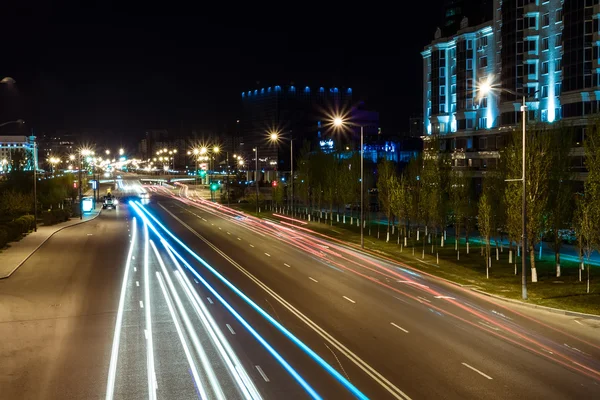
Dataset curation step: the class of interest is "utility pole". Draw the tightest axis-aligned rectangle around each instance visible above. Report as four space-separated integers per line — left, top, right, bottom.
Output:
33 138 37 231
78 154 83 220
255 147 259 214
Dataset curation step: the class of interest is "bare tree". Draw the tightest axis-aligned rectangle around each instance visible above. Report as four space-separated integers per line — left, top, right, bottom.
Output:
478 191 493 279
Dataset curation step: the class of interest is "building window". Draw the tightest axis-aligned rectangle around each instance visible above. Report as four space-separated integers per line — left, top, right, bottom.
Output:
525 16 537 29
541 85 548 97
542 37 549 51
555 82 562 95
466 40 472 50
440 67 446 77
466 119 474 129
451 84 456 94
479 117 488 128
555 107 562 120
526 39 537 52
440 85 446 95
479 56 488 68
542 13 550 27
480 97 488 108
479 137 487 149
542 61 549 74
527 63 537 75
555 58 562 71
556 9 562 23
466 98 473 109
556 33 562 47
440 104 446 113
467 59 473 70
541 109 548 122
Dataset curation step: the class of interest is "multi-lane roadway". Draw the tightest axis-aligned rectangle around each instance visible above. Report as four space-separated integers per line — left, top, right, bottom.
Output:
1 179 598 399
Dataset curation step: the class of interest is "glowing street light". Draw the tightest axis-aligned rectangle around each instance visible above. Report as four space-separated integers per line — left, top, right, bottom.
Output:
119 148 124 156
105 149 110 155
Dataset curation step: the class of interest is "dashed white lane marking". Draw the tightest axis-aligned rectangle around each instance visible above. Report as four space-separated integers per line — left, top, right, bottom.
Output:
144 329 148 339
434 296 455 299
309 277 319 283
417 296 431 303
134 267 137 272
284 263 291 268
264 253 271 257
390 322 409 333
87 233 93 236
227 232 231 235
343 296 356 304
136 281 139 287
564 343 591 356
541 348 554 355
207 297 214 304
249 244 255 248
218 227 222 230
132 256 135 260
574 320 584 326
237 237 242 241
211 223 214 226
255 365 270 382
139 301 144 308
194 279 198 284
226 324 236 335
201 218 207 221
461 363 493 380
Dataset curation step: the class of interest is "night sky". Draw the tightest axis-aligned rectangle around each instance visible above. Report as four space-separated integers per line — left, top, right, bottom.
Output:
0 3 445 144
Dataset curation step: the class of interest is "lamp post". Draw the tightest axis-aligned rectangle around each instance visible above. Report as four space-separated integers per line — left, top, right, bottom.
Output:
212 146 220 202
79 149 92 220
33 139 38 231
479 79 530 300
253 147 259 213
269 131 294 216
333 117 364 248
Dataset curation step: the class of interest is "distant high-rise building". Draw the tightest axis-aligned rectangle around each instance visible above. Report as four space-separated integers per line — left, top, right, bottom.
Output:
441 0 493 37
409 116 424 137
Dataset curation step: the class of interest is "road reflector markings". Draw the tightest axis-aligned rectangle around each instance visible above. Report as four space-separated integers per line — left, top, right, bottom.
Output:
139 301 144 308
136 281 139 287
343 296 356 304
249 244 255 248
206 297 213 304
309 277 318 283
265 253 271 257
284 263 291 268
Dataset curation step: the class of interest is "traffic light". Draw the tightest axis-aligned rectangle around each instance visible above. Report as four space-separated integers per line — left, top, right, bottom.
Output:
210 182 219 191
272 180 278 187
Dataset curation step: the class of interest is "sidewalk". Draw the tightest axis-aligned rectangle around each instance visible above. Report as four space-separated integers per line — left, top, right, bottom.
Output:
0 209 101 279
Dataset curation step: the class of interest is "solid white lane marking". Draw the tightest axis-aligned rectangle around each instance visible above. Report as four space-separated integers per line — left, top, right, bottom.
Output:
249 244 255 248
237 237 242 241
139 301 144 308
136 281 139 287
226 324 236 335
417 296 431 303
343 296 356 304
264 253 271 257
284 263 291 268
462 363 492 380
574 320 583 326
390 322 409 333
207 297 214 304
255 365 270 382
309 277 319 283
144 329 148 339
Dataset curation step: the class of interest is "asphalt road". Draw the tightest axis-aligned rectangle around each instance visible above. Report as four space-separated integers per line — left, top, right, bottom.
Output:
1 178 599 399
0 207 130 399
139 185 600 399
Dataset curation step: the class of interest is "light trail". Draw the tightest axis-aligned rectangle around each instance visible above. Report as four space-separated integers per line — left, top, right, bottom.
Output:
105 217 137 400
143 221 157 400
130 201 355 400
149 241 225 400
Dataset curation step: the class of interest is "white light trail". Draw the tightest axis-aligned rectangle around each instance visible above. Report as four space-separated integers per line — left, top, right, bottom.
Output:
150 241 225 400
144 222 157 400
105 217 137 400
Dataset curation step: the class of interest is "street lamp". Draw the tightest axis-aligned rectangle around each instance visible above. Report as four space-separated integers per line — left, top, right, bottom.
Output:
0 119 25 128
253 147 259 213
333 116 365 248
119 148 124 156
269 131 294 216
479 76 530 300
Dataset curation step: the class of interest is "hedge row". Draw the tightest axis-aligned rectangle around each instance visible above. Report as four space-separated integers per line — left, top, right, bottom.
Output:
42 209 71 226
0 214 36 249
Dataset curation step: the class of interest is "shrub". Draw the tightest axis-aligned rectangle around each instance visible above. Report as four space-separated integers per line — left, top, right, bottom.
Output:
51 209 69 222
42 211 56 226
0 227 8 248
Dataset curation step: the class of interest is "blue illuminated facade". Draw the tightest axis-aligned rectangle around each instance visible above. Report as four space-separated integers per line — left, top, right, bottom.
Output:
421 0 600 173
0 135 37 172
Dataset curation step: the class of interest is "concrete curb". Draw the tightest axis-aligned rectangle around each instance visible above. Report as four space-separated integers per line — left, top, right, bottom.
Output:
0 211 102 279
470 288 600 320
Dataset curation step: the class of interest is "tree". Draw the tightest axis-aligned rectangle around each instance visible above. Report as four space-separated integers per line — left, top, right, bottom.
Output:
323 153 339 223
296 140 312 211
478 190 493 279
377 158 396 238
449 169 470 251
391 174 409 239
504 126 552 282
0 189 32 220
272 183 284 206
575 197 595 293
404 155 422 239
547 125 575 277
420 137 446 248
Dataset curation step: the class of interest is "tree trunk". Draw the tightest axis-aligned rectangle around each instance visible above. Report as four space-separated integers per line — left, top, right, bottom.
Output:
530 243 538 283
587 259 590 294
556 252 561 278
